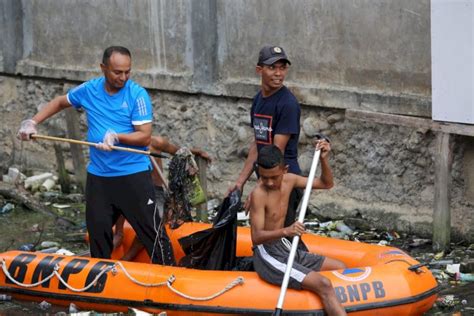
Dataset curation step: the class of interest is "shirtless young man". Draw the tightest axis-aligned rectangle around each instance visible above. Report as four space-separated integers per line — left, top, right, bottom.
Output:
250 143 347 316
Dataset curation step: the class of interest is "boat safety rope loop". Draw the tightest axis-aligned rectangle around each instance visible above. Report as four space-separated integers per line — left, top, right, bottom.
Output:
0 258 245 300
0 258 113 292
165 274 245 301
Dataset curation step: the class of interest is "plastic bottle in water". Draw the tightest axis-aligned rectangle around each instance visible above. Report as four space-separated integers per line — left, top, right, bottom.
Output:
456 272 474 282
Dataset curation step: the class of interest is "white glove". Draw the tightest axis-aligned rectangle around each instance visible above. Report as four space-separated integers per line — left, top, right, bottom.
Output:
17 119 37 140
96 129 118 151
103 129 118 146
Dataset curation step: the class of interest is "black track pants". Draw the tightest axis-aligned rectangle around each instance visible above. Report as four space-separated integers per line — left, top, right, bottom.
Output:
85 171 174 264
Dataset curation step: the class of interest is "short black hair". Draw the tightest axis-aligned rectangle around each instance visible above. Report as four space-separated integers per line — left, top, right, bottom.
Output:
102 46 131 65
257 145 284 169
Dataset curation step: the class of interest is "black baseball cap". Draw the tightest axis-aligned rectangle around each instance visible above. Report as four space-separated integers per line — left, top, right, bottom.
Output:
257 46 291 66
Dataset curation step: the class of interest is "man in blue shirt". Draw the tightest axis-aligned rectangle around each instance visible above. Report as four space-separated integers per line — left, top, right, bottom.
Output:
18 46 171 264
230 45 302 228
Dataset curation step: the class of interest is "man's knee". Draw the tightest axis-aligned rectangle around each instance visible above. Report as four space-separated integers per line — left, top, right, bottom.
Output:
321 257 347 271
303 272 334 296
333 259 346 270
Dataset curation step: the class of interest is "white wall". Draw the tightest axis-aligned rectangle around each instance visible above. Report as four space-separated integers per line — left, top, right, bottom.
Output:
432 0 474 124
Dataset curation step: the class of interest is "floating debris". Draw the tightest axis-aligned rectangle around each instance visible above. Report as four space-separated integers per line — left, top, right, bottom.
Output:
69 302 79 313
38 300 51 310
52 203 71 209
409 238 431 247
319 221 337 231
437 295 459 308
0 294 12 301
24 173 54 191
0 203 14 214
17 243 35 251
39 247 59 253
39 241 60 249
56 248 75 256
446 263 461 275
456 273 474 282
335 221 353 235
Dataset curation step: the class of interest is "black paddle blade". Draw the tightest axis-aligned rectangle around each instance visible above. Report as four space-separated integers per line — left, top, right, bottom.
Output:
150 152 169 159
273 308 283 316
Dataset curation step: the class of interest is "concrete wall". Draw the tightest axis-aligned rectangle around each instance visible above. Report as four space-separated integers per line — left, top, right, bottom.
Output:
2 1 472 241
2 0 431 114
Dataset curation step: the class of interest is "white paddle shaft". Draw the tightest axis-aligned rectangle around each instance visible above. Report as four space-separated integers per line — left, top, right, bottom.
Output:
275 148 321 311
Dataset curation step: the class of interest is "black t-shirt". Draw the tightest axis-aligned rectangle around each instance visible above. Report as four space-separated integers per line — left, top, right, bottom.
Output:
250 86 301 174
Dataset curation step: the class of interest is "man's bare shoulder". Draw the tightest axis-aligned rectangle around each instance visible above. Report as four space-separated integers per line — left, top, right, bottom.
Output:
252 183 267 198
282 172 299 186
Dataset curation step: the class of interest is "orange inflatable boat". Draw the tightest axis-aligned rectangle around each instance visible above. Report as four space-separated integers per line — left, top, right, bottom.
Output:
0 222 439 315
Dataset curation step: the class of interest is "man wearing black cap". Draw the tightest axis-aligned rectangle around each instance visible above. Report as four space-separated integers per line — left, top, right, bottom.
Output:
230 45 303 228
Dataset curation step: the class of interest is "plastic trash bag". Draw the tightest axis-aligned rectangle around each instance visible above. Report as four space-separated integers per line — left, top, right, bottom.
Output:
178 190 241 270
189 175 206 206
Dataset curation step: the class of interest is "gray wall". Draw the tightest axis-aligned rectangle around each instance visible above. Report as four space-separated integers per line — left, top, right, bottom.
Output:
6 1 469 240
1 0 431 114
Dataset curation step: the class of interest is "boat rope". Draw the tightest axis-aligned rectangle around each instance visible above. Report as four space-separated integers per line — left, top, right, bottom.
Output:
165 274 245 301
113 261 168 287
1 258 245 300
0 258 56 288
115 261 245 301
55 265 114 292
0 258 114 292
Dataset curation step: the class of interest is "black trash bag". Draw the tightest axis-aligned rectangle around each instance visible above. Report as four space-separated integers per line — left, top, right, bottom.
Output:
178 190 241 270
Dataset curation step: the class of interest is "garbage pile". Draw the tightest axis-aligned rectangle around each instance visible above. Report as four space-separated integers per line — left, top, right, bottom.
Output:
1 165 86 257
299 215 474 315
2 167 60 192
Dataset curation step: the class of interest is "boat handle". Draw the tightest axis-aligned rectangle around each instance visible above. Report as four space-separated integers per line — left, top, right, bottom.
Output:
408 263 426 273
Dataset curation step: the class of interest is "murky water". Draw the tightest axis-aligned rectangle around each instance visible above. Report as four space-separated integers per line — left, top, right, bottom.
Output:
0 203 473 315
0 204 88 254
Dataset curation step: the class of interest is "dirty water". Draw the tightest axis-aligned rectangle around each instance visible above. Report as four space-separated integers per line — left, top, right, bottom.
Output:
0 200 473 315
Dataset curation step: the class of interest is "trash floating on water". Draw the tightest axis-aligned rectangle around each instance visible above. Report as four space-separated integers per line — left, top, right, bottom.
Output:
0 294 12 301
335 221 353 235
446 263 461 275
409 238 431 247
24 173 54 191
39 247 59 253
40 241 60 248
128 307 157 315
436 294 459 308
39 300 51 310
52 203 71 209
17 243 35 251
56 248 75 256
434 251 445 260
319 221 337 231
69 302 79 313
0 203 15 214
40 178 56 191
455 272 474 282
328 231 346 239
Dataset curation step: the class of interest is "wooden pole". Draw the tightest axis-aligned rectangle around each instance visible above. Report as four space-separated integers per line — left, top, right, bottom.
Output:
196 156 208 222
53 144 71 194
433 131 453 252
64 108 87 193
31 134 167 158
